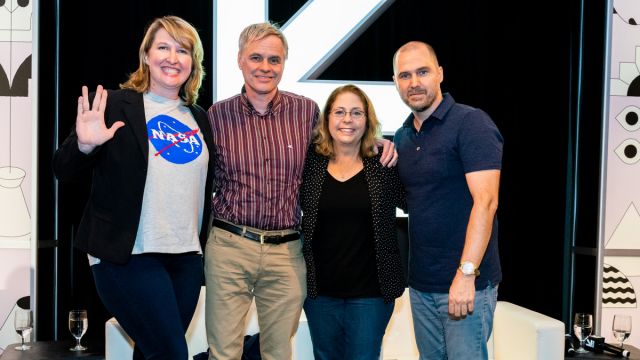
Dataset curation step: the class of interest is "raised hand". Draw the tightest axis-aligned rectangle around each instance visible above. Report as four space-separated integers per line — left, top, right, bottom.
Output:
76 85 124 154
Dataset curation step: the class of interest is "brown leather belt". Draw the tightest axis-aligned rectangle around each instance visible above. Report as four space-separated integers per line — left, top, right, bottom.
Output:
212 219 300 245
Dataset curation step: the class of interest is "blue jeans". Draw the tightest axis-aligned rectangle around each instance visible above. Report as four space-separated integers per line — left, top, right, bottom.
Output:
303 296 394 360
410 283 498 360
91 253 203 360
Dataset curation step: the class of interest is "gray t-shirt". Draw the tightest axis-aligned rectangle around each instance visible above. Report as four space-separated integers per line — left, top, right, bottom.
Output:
89 92 209 265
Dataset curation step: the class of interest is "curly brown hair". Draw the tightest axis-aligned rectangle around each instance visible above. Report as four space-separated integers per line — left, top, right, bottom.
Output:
314 84 382 159
120 16 204 106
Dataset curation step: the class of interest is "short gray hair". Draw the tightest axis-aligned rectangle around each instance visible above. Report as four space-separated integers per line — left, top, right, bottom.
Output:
239 22 289 60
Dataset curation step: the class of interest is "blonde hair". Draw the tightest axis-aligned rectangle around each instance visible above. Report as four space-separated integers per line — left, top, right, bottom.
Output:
238 22 289 60
120 16 204 106
314 85 382 159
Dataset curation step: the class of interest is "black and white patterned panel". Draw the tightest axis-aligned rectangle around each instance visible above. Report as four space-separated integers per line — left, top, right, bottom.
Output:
603 263 637 308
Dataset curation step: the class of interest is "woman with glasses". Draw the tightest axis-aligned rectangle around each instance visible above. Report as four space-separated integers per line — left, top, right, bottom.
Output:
300 84 407 360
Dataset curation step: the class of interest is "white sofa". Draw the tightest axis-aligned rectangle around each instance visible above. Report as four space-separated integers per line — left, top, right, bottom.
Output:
381 289 565 360
106 287 564 360
105 286 313 359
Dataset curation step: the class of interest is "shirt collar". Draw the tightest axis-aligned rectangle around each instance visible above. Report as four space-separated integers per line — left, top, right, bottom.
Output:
241 85 283 116
402 93 455 129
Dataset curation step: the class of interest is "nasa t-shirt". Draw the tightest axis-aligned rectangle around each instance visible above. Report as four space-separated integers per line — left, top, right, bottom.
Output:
132 92 209 254
87 92 209 265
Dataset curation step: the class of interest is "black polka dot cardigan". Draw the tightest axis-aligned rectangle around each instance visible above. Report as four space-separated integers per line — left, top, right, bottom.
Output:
300 145 408 304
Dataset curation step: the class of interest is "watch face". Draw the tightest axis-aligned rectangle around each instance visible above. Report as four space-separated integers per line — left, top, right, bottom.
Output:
462 263 474 274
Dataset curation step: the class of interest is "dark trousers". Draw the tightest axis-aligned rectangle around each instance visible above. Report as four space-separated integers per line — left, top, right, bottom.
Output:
303 296 394 360
91 253 203 360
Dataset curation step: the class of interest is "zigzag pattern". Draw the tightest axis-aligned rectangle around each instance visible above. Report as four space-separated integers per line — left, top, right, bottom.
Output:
604 266 619 273
603 287 636 294
604 283 633 290
603 264 636 307
603 298 637 304
604 278 632 284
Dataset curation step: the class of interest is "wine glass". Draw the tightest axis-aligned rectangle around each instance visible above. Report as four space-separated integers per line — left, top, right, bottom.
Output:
14 309 33 351
573 313 592 353
613 314 632 348
69 310 88 351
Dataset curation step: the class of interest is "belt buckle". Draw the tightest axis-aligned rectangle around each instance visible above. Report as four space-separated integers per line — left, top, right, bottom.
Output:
260 234 264 244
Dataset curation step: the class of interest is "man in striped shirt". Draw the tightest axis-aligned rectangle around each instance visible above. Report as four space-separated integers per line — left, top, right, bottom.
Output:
204 23 397 360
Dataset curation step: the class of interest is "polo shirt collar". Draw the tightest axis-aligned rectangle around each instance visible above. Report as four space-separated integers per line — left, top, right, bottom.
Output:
402 93 455 129
241 85 283 116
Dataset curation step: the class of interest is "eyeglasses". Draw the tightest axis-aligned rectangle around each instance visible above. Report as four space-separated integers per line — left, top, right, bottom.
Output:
330 109 366 120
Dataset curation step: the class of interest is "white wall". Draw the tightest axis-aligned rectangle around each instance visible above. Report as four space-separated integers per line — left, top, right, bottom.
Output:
0 0 34 354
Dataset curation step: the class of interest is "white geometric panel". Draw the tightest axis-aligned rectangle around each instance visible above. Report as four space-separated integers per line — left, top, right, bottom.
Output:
612 79 631 96
603 264 637 308
635 46 640 77
620 62 640 84
605 257 640 277
0 0 33 42
615 0 640 26
616 105 640 131
615 139 640 164
610 47 640 96
607 203 640 249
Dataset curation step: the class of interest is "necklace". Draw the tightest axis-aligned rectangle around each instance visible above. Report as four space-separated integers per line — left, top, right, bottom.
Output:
335 156 362 179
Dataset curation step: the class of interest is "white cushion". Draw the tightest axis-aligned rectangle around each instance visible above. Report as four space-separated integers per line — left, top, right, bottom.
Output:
492 301 564 360
105 286 314 359
382 289 565 360
106 286 208 359
106 287 564 360
383 289 419 359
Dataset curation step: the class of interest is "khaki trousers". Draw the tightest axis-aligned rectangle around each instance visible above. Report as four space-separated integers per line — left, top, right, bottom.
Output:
204 220 307 360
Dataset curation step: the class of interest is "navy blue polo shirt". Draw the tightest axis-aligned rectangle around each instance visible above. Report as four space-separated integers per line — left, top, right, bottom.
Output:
394 94 503 293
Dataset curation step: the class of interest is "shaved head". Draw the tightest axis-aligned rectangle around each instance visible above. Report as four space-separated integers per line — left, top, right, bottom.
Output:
392 41 443 118
393 41 439 74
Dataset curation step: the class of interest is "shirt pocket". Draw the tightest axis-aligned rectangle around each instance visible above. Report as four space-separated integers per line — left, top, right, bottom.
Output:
417 146 449 183
282 142 306 185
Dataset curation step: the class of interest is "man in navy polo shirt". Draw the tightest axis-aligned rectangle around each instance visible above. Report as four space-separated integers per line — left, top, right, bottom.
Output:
392 41 503 360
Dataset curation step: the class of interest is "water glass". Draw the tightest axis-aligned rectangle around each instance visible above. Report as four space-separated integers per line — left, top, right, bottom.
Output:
14 309 33 351
573 313 592 354
613 314 632 348
69 310 88 351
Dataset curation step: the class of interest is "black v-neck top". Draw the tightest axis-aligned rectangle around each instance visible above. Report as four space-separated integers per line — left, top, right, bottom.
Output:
311 169 382 298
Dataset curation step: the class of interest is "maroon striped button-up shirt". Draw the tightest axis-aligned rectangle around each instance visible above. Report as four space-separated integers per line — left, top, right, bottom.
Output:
207 87 320 231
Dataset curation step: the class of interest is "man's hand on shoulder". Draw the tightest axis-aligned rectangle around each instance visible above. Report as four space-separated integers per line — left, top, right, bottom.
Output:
374 138 398 167
448 270 476 318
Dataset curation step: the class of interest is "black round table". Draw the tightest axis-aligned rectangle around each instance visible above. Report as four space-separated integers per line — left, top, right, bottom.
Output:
0 340 104 360
568 343 640 358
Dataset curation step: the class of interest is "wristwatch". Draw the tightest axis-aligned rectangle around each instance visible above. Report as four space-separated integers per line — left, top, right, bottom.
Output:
459 262 480 276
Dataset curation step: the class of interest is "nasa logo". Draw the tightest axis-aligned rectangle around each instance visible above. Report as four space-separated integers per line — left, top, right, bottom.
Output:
146 115 202 164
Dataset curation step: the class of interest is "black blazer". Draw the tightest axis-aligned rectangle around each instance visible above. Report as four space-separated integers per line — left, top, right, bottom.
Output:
300 145 407 304
52 89 215 265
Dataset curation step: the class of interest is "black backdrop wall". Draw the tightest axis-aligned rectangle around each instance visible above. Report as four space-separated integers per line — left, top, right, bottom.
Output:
36 0 607 341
